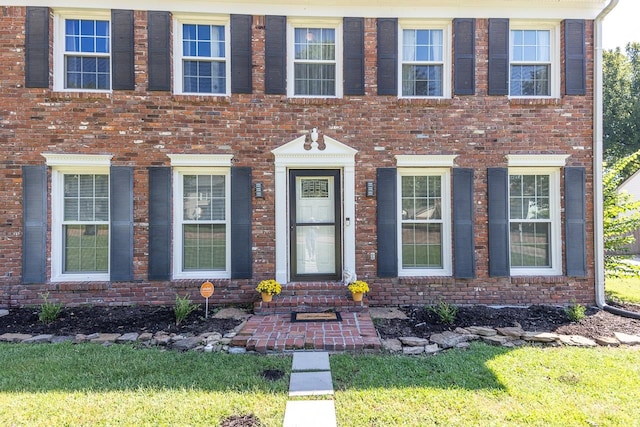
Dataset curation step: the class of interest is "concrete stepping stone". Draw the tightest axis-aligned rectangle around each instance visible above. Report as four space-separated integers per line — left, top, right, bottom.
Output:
289 371 334 396
292 351 330 372
283 400 337 427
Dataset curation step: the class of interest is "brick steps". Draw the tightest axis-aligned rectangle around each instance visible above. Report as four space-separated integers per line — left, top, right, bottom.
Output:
253 282 367 315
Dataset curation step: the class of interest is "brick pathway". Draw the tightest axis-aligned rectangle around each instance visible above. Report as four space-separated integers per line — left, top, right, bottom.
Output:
230 312 381 353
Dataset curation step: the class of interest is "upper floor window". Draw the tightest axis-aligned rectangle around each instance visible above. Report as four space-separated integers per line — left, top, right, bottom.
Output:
174 15 230 95
509 22 559 98
399 21 451 98
54 10 111 91
288 19 343 97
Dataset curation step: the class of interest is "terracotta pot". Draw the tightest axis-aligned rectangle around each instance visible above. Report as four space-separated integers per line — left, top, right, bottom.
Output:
261 292 273 303
352 292 363 302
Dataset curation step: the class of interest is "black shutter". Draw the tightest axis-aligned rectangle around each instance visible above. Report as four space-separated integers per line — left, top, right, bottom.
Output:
147 11 171 92
25 7 49 88
110 166 133 281
488 168 510 276
231 14 253 94
343 17 365 96
231 167 252 279
148 167 171 280
265 15 287 94
377 18 398 96
22 166 47 283
565 167 587 276
453 168 475 278
565 19 586 96
454 18 475 96
111 10 135 91
488 18 509 96
377 168 398 277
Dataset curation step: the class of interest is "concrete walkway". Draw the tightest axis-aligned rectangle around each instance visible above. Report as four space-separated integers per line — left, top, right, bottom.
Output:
283 352 337 427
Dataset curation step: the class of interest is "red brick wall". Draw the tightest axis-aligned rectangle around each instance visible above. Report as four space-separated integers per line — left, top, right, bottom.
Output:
0 9 596 307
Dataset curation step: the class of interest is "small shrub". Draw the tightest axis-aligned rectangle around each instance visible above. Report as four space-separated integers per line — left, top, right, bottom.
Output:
428 300 458 325
174 294 200 325
38 292 63 325
565 301 586 322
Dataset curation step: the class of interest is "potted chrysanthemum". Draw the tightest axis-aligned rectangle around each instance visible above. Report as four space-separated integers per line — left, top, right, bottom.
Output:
255 279 281 302
347 280 369 302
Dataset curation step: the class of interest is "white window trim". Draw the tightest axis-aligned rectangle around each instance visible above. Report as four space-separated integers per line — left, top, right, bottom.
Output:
53 9 112 93
508 20 561 99
287 17 343 98
172 13 231 96
398 19 452 99
397 167 452 277
171 166 232 280
508 166 562 276
506 154 569 167
43 153 113 282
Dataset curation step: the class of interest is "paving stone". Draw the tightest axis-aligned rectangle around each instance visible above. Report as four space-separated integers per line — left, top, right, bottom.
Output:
521 332 560 342
558 335 597 347
496 326 525 338
138 332 153 341
424 343 441 353
614 332 640 345
0 309 9 318
213 307 249 320
398 336 429 346
466 326 497 336
292 351 330 372
22 334 54 344
116 333 139 343
430 331 470 348
481 335 510 346
0 333 32 343
228 346 246 354
90 333 121 344
381 338 403 352
595 336 620 347
289 371 334 396
74 334 89 344
283 400 337 427
51 336 74 344
402 346 425 355
172 337 202 351
369 307 408 320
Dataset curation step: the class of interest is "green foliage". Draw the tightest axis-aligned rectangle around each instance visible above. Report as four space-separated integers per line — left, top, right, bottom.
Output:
173 294 200 325
428 300 458 325
565 301 586 322
38 292 63 325
604 43 640 166
603 148 640 277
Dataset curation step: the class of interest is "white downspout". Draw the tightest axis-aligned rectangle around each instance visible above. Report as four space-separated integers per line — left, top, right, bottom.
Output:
594 0 619 308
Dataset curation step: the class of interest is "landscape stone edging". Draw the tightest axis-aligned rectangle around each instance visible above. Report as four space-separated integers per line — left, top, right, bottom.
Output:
382 326 640 355
0 320 249 354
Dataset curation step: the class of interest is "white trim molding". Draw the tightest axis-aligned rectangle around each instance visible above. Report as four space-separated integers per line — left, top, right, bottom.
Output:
167 154 234 167
395 154 457 167
506 154 570 167
43 153 113 168
272 132 358 284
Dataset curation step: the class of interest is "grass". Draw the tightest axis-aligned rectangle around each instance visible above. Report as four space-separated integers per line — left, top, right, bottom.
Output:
1 343 640 426
606 277 640 304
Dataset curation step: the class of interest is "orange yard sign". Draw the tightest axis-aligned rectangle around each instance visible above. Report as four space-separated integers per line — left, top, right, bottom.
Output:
200 281 214 298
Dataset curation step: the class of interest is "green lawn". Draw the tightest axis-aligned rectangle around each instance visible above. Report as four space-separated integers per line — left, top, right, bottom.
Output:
606 277 640 304
2 343 640 426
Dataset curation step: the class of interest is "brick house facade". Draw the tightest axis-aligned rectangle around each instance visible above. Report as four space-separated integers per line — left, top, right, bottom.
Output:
0 1 613 308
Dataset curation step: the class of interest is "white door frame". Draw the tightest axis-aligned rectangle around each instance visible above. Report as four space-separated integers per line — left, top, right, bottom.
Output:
272 134 357 284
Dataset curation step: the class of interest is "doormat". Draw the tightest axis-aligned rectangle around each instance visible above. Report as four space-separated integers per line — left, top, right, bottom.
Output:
291 312 342 322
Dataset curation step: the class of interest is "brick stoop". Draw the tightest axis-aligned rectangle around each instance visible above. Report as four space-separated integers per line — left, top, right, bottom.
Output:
253 282 368 315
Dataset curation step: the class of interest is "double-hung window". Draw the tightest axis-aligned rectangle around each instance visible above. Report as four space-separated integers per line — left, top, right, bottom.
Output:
509 22 559 97
397 165 452 276
288 19 343 97
45 154 112 282
170 155 232 279
508 167 561 275
55 11 111 91
399 21 451 98
174 15 230 95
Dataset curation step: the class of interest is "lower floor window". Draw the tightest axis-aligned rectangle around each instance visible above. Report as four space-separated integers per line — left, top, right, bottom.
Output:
183 224 226 270
398 169 451 276
64 224 109 272
508 169 560 274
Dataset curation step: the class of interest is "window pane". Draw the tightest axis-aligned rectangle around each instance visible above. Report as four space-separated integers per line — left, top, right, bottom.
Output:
294 64 335 96
510 65 549 96
183 224 226 270
402 223 442 268
64 224 109 273
510 222 550 267
183 60 226 94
